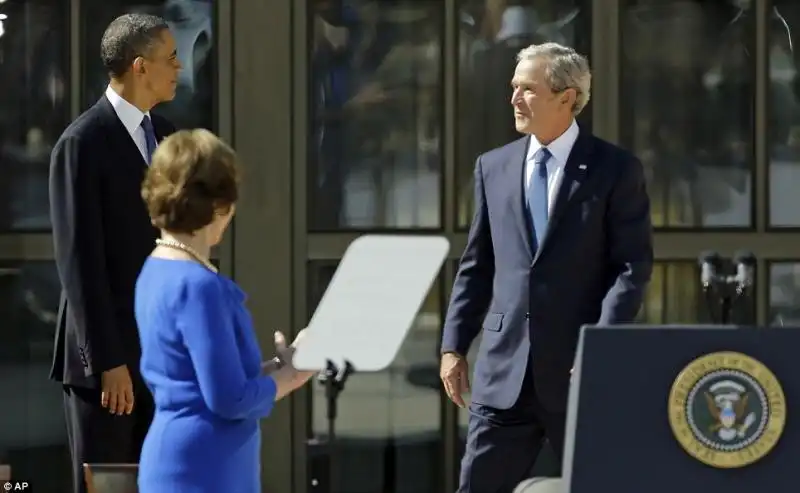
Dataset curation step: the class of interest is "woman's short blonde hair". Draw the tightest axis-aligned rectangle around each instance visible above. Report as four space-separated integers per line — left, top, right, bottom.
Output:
141 129 241 234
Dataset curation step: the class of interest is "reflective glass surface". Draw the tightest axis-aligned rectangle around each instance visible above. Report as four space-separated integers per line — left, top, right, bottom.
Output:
0 262 67 492
637 262 705 324
621 0 753 228
768 1 800 227
0 1 68 231
81 0 215 129
456 0 590 227
769 262 800 326
307 0 443 230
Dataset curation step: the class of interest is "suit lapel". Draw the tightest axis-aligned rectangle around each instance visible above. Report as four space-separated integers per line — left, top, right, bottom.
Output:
533 131 594 264
503 137 534 259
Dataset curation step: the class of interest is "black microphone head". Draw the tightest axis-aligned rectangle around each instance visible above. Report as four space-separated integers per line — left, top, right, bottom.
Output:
698 251 721 288
734 251 756 290
734 250 756 266
698 251 722 267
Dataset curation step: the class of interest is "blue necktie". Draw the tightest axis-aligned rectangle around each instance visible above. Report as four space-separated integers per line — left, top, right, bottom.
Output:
528 147 551 250
141 115 158 164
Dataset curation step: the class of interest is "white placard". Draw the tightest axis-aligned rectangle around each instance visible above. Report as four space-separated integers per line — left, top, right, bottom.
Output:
292 235 449 372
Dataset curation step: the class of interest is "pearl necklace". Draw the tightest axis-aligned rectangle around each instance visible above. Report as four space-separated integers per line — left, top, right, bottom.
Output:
155 238 218 273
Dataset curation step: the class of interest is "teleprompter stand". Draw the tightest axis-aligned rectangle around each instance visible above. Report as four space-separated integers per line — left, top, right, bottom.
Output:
317 359 355 493
319 359 355 443
292 235 450 493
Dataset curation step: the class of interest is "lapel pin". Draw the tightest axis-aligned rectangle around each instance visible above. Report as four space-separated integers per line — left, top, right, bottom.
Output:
578 164 587 170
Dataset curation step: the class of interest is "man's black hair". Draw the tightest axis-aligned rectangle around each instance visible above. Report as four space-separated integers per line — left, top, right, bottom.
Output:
100 13 169 78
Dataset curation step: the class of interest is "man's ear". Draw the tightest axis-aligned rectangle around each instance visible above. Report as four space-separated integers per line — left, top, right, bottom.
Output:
561 88 576 106
133 56 146 74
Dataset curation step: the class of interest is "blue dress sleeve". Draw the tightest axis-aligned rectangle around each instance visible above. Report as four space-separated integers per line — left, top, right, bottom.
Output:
176 274 277 420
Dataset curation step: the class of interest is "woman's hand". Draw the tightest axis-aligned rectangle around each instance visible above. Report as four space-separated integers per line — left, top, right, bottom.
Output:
272 329 311 367
261 331 295 375
266 329 316 399
274 330 295 363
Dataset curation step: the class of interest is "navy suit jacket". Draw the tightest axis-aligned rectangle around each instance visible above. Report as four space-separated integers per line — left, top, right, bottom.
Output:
441 129 653 411
49 96 176 388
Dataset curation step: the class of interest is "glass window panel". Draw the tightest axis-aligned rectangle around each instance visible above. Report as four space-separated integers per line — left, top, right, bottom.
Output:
0 1 68 232
637 262 706 324
769 1 800 227
306 261 443 493
456 0 591 227
638 260 754 325
81 0 215 130
307 0 443 230
620 0 753 228
768 262 800 326
0 261 68 492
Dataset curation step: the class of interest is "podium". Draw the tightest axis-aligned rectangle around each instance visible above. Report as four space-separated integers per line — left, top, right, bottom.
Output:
563 325 796 493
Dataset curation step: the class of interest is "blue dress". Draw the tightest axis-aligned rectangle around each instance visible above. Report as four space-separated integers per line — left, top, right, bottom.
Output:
135 257 277 493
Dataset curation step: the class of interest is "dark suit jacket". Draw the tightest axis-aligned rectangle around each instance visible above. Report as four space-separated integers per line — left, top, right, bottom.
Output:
49 96 176 388
441 129 653 411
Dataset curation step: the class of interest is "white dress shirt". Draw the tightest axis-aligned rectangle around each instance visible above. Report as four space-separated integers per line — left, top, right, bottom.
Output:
105 85 151 162
524 119 580 215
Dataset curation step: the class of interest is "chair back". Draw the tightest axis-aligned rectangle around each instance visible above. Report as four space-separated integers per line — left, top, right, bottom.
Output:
513 477 564 493
0 464 10 482
83 463 138 493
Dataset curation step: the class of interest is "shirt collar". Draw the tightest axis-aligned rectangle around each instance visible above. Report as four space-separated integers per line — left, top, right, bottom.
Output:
105 85 150 136
526 119 580 167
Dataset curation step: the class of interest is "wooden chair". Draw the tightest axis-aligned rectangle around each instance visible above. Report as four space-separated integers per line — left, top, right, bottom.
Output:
83 463 138 493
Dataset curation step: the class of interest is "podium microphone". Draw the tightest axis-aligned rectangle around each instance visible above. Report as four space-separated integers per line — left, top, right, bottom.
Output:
698 251 721 324
733 250 756 294
733 250 756 325
698 251 721 290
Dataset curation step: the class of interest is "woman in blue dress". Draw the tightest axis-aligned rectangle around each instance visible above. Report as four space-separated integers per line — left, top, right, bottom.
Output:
135 129 314 492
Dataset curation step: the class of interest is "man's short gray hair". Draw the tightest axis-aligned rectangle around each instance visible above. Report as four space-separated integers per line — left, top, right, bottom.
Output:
517 42 591 116
101 13 169 79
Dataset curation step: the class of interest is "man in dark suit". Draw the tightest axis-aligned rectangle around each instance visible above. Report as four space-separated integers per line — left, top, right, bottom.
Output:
48 13 180 493
440 43 653 493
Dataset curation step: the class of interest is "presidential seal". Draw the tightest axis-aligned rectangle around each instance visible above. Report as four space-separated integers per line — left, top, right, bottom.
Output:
668 351 786 469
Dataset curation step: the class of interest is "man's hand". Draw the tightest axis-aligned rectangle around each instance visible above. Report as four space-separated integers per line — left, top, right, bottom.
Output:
101 365 134 415
440 352 470 408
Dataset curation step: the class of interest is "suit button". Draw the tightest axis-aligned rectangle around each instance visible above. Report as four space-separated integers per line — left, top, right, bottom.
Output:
525 312 530 319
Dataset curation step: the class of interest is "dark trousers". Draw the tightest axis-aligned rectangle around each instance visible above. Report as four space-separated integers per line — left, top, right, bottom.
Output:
63 376 154 493
458 370 567 493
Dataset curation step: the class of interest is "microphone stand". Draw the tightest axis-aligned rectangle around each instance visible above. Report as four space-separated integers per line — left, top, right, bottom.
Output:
703 279 743 324
719 282 735 325
317 359 354 493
